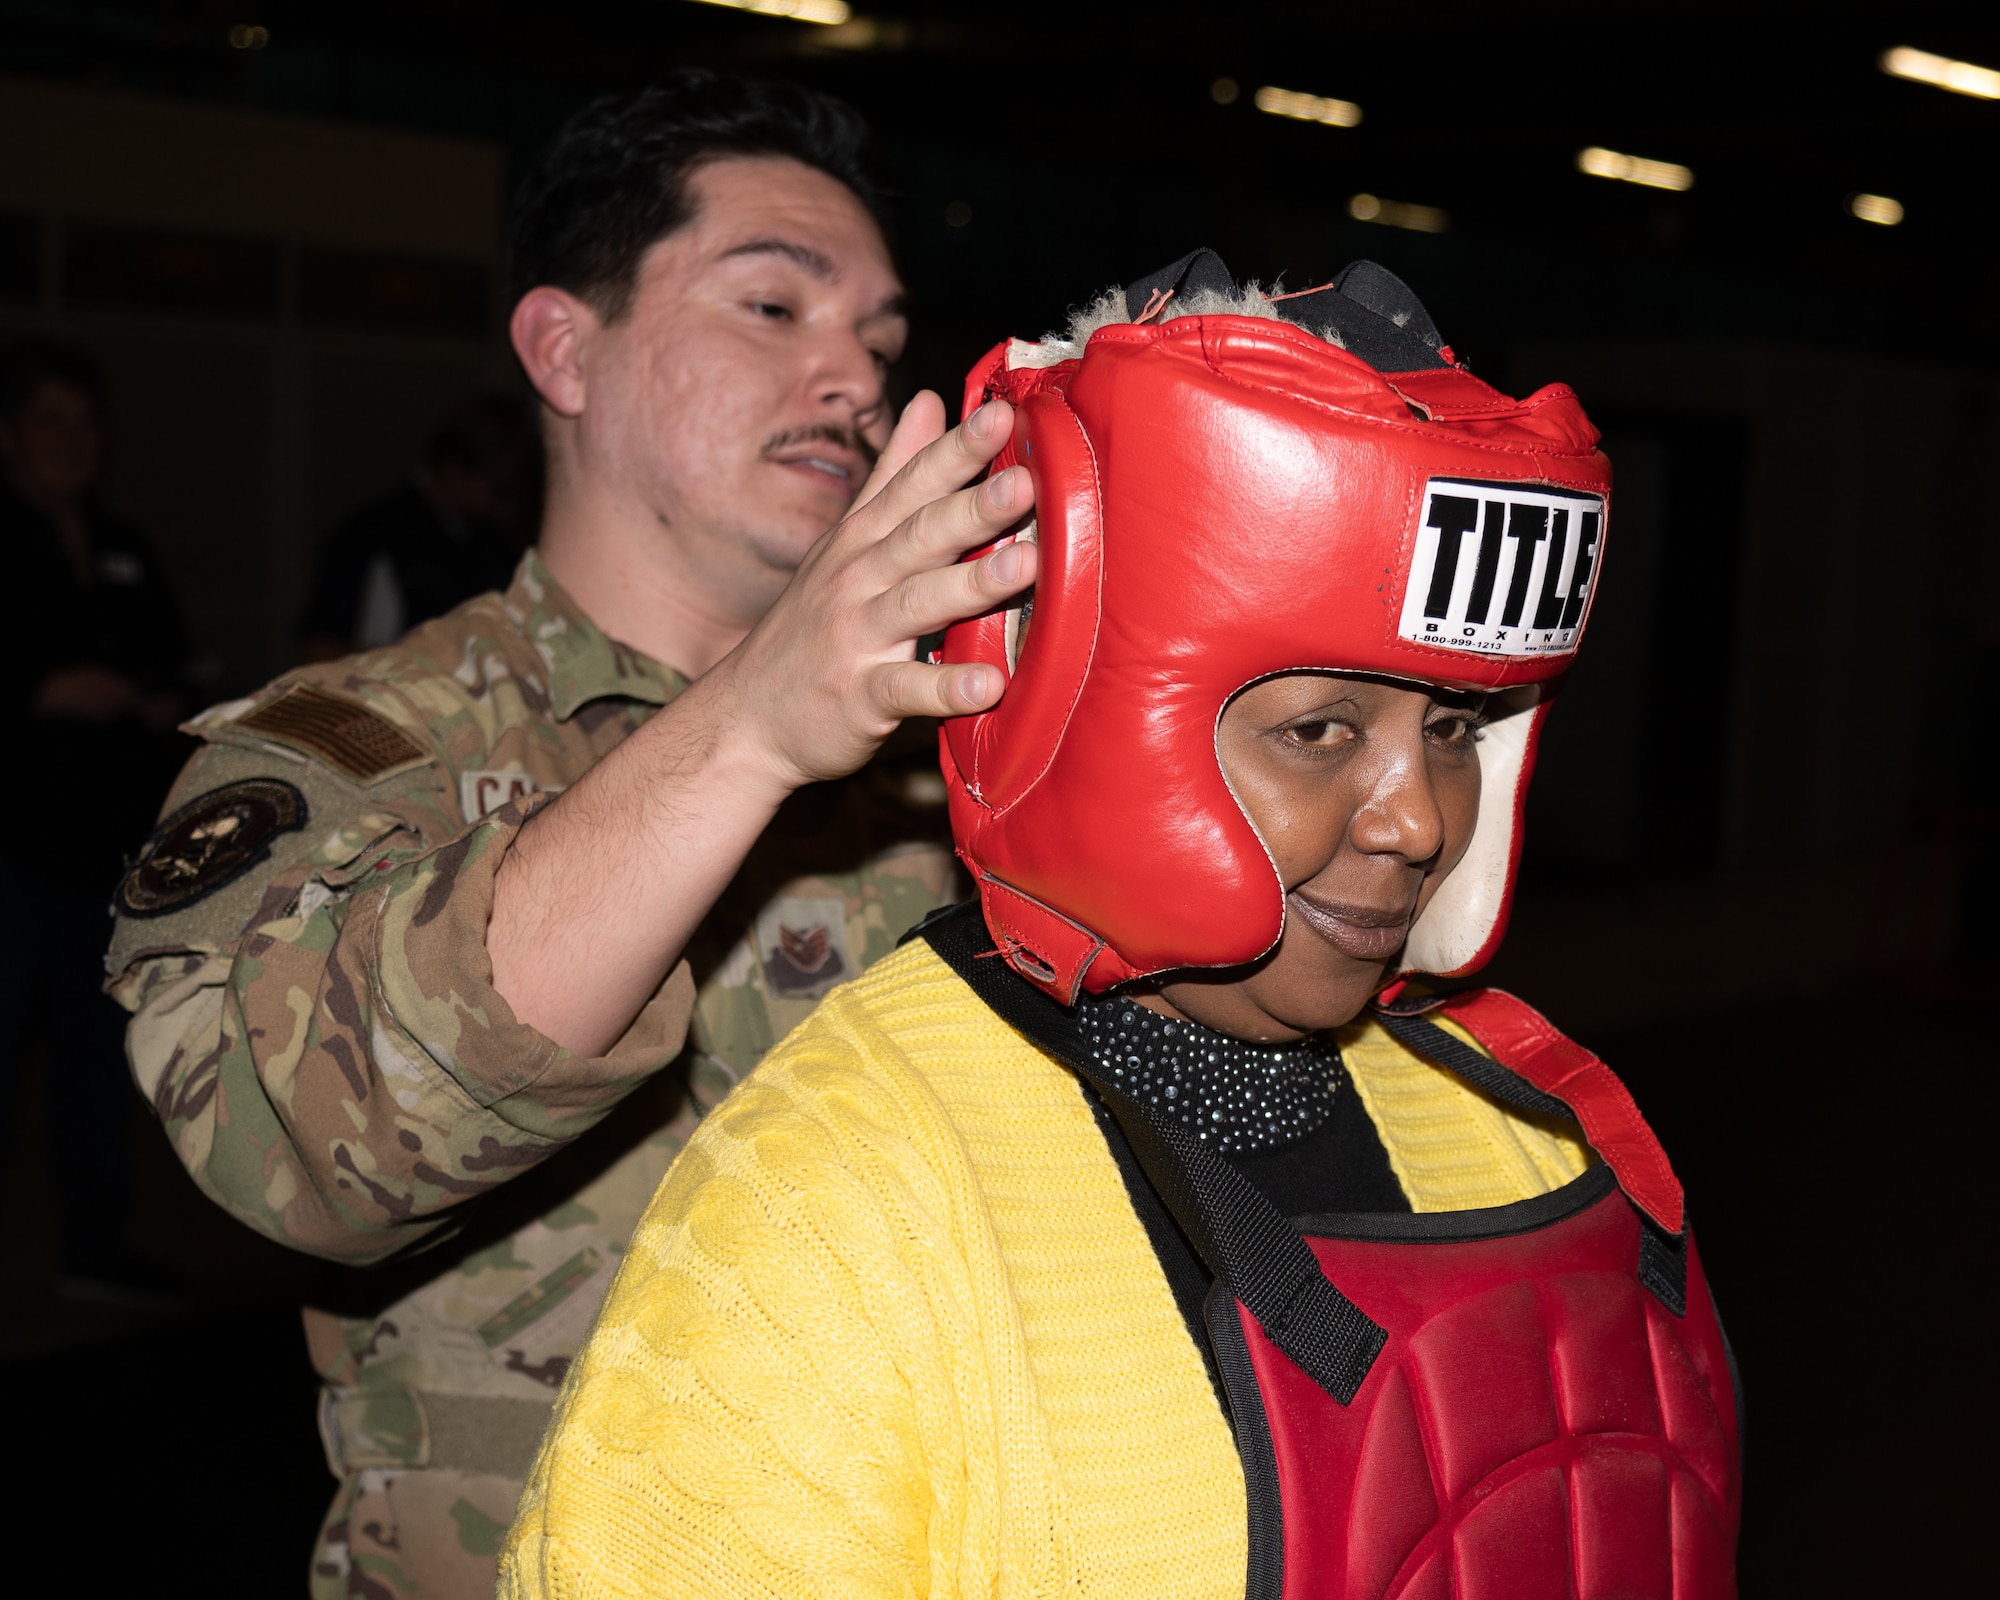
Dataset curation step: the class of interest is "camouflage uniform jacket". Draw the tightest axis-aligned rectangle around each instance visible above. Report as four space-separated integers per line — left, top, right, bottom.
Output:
107 551 956 1596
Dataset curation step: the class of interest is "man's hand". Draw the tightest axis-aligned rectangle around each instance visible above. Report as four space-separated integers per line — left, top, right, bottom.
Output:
713 390 1036 792
488 392 1035 1056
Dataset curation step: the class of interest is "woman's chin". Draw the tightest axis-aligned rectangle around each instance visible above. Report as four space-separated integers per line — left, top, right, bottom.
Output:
1156 951 1387 1041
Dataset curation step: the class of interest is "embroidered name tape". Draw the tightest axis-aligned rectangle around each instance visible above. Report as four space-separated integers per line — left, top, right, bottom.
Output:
460 769 540 823
1398 477 1606 659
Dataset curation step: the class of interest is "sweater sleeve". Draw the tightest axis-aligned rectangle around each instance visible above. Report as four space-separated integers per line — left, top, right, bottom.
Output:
501 983 1064 1600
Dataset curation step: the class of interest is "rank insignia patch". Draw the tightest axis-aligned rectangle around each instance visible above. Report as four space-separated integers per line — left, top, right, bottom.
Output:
754 896 853 1000
116 778 307 918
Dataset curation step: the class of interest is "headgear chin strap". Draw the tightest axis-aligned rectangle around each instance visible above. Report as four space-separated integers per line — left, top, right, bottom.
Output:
939 252 1612 1004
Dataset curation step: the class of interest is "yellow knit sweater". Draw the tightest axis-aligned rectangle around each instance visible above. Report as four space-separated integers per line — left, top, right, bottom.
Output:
499 941 1590 1600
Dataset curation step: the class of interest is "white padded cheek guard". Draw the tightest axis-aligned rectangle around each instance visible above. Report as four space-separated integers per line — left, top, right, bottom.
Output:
1401 689 1543 977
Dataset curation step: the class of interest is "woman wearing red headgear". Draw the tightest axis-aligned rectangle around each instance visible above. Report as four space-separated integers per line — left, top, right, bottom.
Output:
500 254 1741 1600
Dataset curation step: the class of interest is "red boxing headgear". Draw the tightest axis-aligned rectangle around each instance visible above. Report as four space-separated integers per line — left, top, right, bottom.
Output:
938 254 1613 1004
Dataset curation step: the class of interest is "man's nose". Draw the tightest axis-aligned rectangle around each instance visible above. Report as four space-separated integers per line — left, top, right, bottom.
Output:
807 328 888 425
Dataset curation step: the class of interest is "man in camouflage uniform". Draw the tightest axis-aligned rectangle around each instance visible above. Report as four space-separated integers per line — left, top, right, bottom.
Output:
104 72 1040 1600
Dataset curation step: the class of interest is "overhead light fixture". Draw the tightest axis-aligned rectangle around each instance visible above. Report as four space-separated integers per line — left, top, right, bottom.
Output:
1848 193 1905 226
1255 85 1362 129
821 17 907 48
1880 45 2000 100
1211 77 1240 106
686 0 853 24
227 23 269 49
1576 146 1694 192
1348 194 1448 234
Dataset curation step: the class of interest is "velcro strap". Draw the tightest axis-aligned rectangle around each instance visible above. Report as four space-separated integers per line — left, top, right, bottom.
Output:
319 1388 552 1481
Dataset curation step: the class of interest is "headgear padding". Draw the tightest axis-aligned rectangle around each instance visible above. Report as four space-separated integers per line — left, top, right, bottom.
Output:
940 255 1612 1003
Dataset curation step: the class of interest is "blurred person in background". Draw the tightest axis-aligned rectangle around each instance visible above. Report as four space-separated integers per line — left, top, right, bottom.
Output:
103 69 1036 1600
297 394 540 662
0 339 188 1296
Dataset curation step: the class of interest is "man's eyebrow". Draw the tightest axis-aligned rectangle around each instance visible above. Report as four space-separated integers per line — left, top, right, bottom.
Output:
718 238 838 280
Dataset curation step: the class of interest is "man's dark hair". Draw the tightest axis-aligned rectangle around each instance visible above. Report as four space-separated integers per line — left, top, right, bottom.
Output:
508 69 883 319
0 339 106 418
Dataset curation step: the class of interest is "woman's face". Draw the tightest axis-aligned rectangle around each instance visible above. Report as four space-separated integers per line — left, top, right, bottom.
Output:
1142 673 1486 1041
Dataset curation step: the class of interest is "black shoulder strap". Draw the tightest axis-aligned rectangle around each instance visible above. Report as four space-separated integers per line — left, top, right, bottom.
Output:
1371 1007 1573 1122
918 904 1386 1404
1371 1003 1689 1316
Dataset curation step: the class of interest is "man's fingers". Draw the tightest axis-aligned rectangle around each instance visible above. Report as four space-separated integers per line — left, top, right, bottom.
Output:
870 463 1034 583
849 459 1033 602
872 658 1007 721
846 391 946 516
873 534 1039 641
849 397 1017 539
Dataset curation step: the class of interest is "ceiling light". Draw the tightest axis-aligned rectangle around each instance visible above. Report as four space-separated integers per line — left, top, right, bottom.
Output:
227 23 268 49
1880 45 2000 100
1576 146 1693 192
685 0 853 24
1848 193 1904 226
1255 86 1362 129
1348 194 1448 234
820 17 891 47
1211 77 1240 106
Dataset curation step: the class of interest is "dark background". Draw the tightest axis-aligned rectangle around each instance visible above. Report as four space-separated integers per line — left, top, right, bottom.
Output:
1 2 1995 1593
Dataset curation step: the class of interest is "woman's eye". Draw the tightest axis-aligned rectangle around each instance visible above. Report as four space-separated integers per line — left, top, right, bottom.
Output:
1284 719 1347 748
1427 715 1484 746
749 300 793 321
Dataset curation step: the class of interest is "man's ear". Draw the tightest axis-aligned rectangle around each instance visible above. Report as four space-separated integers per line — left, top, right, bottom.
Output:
510 287 596 418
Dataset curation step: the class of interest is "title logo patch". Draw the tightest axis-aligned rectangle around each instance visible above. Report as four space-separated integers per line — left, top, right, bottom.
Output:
1398 477 1605 658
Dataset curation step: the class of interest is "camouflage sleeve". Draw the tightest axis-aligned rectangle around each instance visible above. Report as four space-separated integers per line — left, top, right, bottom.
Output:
109 741 697 1265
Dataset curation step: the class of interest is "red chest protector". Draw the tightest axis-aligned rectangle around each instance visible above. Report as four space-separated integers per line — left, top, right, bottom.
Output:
918 908 1742 1599
1211 989 1742 1600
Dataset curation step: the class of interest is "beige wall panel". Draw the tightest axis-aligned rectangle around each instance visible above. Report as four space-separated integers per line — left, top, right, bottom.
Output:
0 82 511 690
0 76 501 259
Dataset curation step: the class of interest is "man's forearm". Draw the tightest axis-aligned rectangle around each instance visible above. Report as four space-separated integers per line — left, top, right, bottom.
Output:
487 663 788 1056
488 395 1038 1057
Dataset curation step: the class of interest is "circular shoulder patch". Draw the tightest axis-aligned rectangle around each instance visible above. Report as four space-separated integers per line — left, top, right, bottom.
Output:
116 778 308 919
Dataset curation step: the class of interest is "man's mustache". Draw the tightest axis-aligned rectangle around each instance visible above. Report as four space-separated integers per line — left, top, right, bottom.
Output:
759 422 880 470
